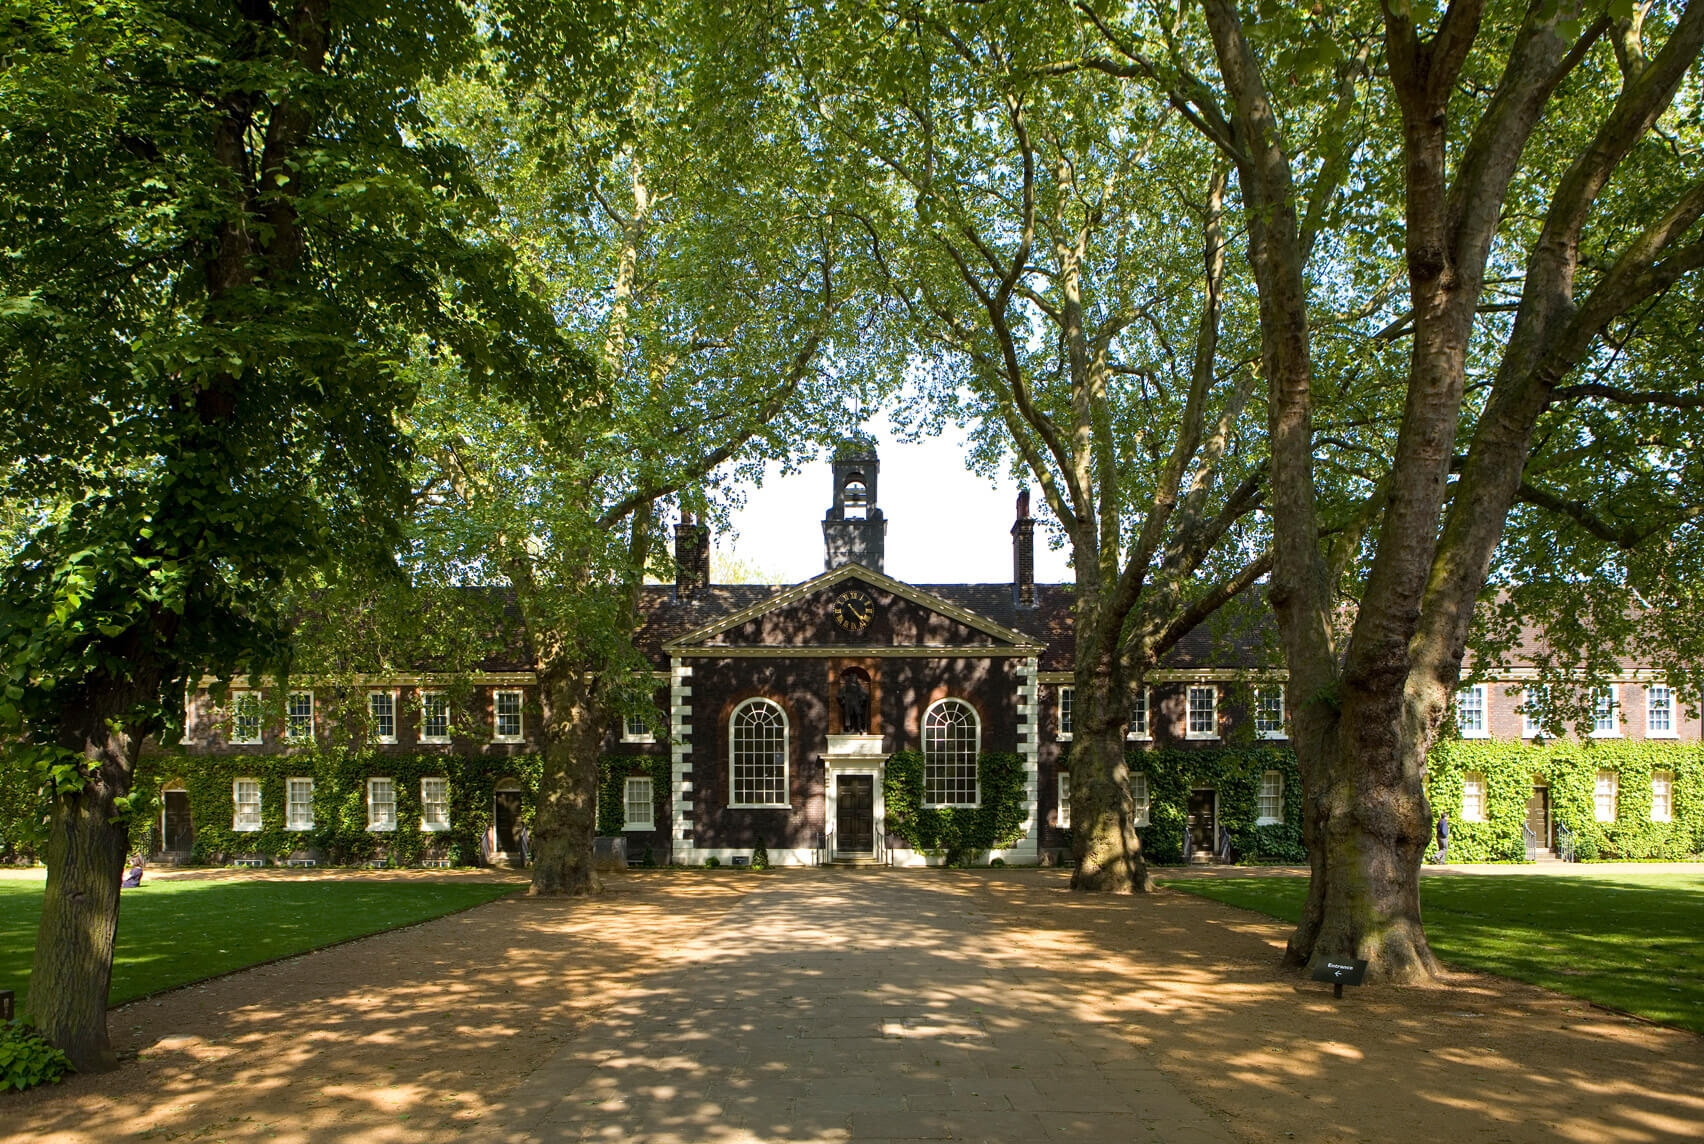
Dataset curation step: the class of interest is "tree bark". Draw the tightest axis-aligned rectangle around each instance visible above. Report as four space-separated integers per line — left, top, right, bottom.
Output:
530 668 604 895
1069 662 1151 892
28 675 155 1072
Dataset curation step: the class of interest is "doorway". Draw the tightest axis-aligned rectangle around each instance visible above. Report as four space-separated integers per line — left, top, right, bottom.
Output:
161 788 193 853
1527 785 1551 849
1187 788 1217 856
494 781 524 861
836 774 875 855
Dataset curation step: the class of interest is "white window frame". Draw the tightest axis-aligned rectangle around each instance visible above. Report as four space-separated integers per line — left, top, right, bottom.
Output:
1646 684 1676 739
367 777 397 831
1456 684 1489 739
624 776 655 830
1652 771 1674 823
492 689 524 742
285 690 314 743
728 698 790 809
1057 686 1074 741
1253 686 1286 740
1186 685 1219 741
286 776 314 831
420 692 451 744
1132 771 1150 828
1257 771 1284 825
1127 688 1151 741
230 689 263 745
621 711 655 744
369 689 398 744
1591 686 1621 738
1057 772 1071 830
1520 685 1546 739
1461 773 1487 822
420 776 450 831
922 697 982 808
232 778 262 832
1593 769 1619 822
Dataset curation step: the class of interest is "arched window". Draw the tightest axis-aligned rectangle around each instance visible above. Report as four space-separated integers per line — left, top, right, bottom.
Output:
923 699 980 807
730 699 790 807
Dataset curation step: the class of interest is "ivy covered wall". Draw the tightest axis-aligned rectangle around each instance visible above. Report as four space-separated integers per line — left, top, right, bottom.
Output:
1428 740 1704 862
883 750 1028 863
129 749 542 866
1126 746 1305 865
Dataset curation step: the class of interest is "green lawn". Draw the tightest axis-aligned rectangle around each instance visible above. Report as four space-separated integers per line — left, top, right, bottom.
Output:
0 877 516 1012
1166 872 1704 1033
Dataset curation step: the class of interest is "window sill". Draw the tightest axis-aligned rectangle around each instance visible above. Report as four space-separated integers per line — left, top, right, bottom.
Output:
1459 816 1486 824
1646 731 1678 739
419 737 452 746
287 824 314 832
621 735 656 745
375 737 398 746
1590 732 1623 739
492 736 524 745
1185 733 1220 741
1458 731 1491 740
232 824 262 833
420 822 451 833
1256 732 1288 741
1255 817 1282 826
368 824 397 832
623 822 655 832
1126 733 1152 742
1056 733 1073 742
922 803 982 810
230 740 264 748
728 803 791 810
1651 815 1673 824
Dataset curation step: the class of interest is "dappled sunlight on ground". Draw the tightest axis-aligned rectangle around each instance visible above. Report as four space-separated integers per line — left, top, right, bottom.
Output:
5 867 1701 1142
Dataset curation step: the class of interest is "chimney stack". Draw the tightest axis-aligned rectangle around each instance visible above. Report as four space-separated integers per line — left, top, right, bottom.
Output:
1011 489 1035 607
674 513 710 602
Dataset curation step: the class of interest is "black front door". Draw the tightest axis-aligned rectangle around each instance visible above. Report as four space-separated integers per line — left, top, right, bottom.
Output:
1187 788 1216 853
494 790 523 852
162 790 193 852
1527 786 1551 848
836 775 875 854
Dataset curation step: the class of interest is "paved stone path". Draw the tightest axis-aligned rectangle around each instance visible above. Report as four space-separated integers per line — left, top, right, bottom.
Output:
478 873 1231 1143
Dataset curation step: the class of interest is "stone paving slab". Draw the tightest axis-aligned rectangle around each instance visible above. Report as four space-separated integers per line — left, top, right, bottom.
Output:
476 874 1235 1144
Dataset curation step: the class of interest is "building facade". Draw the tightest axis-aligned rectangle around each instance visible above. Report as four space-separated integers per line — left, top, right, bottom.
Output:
160 448 1703 867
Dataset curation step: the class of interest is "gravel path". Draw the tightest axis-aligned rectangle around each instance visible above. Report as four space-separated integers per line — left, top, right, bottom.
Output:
6 869 1701 1143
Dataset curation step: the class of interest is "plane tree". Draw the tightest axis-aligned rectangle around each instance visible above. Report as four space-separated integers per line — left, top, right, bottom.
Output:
772 1 1293 890
1060 0 1704 973
411 5 897 894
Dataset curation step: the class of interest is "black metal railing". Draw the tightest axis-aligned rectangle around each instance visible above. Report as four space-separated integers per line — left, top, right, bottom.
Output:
1557 821 1576 863
1217 824 1234 864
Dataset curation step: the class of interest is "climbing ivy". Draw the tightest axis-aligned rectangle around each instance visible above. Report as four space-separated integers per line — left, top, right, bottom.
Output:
1120 746 1305 865
124 749 541 867
883 750 1028 863
1429 740 1704 862
594 754 672 837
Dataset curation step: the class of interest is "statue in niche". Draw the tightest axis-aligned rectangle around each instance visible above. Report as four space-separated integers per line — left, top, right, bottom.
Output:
838 671 871 735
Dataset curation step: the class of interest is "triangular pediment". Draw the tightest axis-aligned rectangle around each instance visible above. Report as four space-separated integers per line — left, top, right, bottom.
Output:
662 564 1044 656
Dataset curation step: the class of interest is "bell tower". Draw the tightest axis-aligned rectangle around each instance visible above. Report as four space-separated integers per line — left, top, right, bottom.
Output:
822 444 886 573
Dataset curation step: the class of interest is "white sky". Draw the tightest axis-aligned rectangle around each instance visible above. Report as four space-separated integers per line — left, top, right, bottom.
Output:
715 417 1073 586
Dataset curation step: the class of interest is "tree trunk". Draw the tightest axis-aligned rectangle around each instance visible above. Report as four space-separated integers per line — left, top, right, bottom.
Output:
531 669 604 895
1069 667 1152 893
1282 693 1441 981
28 680 152 1073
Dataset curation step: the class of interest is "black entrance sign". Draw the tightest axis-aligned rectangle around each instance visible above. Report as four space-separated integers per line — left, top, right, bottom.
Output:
1311 957 1369 998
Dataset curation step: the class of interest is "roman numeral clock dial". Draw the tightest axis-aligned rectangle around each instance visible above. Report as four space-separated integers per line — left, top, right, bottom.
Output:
833 589 875 634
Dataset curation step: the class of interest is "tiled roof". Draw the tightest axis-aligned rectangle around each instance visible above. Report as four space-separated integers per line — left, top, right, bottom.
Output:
631 580 1280 672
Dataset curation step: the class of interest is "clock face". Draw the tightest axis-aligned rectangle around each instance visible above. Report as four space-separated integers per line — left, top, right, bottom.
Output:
832 589 875 633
